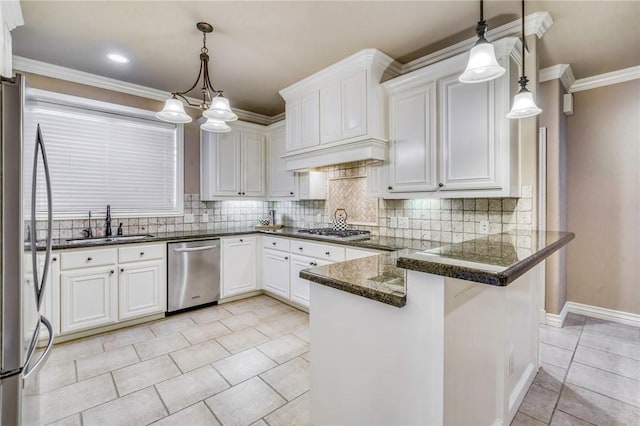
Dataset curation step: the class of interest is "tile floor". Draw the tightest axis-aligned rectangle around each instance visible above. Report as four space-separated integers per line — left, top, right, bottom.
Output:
26 296 639 426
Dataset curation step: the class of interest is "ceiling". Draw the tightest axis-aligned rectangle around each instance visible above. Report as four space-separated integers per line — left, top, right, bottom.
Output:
13 1 640 117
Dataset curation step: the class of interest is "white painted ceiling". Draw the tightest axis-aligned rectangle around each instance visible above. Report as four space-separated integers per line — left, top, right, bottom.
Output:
13 1 640 116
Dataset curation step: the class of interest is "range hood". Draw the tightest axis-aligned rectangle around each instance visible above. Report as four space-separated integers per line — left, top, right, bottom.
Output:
282 138 387 171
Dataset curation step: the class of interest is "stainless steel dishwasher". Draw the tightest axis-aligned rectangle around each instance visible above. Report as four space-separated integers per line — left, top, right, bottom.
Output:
167 239 220 313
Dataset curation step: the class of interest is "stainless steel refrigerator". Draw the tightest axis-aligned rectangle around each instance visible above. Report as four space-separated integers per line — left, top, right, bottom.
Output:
1 74 55 424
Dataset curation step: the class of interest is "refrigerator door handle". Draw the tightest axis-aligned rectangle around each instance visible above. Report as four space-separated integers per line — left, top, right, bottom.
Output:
22 315 54 380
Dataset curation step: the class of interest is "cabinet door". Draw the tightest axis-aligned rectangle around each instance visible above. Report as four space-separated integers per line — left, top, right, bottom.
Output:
320 81 341 144
290 255 331 308
60 266 117 334
213 130 242 196
222 237 257 298
268 124 296 198
262 249 290 299
119 259 166 321
341 70 367 139
439 73 498 190
41 253 60 337
241 129 266 197
388 84 438 192
286 99 302 151
301 91 320 148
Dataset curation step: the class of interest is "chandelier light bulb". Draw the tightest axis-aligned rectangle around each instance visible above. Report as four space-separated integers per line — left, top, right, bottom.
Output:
155 98 192 124
459 39 506 83
507 86 542 119
201 117 231 133
204 96 238 122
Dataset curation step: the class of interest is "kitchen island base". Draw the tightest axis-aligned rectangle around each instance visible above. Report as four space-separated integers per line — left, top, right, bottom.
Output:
310 266 541 425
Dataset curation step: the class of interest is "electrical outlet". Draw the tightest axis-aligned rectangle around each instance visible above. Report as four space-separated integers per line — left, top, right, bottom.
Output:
389 217 398 228
202 213 209 222
398 217 409 229
479 220 489 234
184 213 194 223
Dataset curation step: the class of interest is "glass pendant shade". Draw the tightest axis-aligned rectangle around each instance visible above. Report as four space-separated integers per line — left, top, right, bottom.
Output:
203 96 238 122
506 87 542 119
201 117 231 133
155 98 192 123
459 39 506 83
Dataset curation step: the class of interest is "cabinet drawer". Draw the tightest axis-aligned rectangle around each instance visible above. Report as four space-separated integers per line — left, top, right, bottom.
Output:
263 236 290 252
119 243 165 263
61 248 117 270
290 239 345 262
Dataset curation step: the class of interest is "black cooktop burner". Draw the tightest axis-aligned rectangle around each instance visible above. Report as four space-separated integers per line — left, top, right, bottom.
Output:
297 228 371 240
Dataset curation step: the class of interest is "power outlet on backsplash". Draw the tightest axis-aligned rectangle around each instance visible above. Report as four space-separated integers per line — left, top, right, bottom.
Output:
398 217 409 229
184 213 194 223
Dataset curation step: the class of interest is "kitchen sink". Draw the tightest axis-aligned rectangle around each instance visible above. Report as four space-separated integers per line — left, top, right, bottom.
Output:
65 234 154 244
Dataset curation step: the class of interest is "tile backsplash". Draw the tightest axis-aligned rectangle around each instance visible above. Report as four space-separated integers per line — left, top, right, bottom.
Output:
36 162 533 245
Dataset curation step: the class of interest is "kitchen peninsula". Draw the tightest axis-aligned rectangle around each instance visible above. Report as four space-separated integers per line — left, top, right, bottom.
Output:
304 230 574 426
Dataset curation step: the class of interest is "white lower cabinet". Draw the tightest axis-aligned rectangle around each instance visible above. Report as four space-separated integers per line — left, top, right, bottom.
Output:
119 259 166 321
222 236 257 298
262 248 290 299
290 255 332 308
60 265 117 334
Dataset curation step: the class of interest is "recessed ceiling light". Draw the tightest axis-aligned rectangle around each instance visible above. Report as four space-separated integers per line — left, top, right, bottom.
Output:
107 53 129 64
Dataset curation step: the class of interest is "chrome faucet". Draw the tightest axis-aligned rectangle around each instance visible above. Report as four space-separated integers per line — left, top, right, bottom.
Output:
83 211 93 238
105 204 112 237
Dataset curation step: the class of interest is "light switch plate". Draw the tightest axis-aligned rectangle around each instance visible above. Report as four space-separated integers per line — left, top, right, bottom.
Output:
389 217 398 228
479 220 489 234
398 217 409 229
184 213 194 223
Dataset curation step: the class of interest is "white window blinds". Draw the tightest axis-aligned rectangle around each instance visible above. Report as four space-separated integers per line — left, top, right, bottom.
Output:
24 98 183 219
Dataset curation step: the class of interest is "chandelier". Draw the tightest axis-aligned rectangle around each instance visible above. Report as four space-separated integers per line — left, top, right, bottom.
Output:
155 22 237 132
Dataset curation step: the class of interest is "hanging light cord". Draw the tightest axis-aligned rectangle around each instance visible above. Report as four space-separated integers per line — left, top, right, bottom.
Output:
518 0 529 90
475 0 488 38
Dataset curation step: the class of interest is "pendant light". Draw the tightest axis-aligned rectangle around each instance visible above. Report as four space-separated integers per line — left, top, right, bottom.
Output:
507 0 542 119
156 22 238 132
459 0 505 84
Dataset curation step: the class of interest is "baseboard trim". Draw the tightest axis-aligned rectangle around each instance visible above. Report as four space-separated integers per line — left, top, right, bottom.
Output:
545 303 568 328
567 302 640 328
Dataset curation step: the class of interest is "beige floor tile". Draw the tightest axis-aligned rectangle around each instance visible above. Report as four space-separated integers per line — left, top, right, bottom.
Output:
557 382 640 425
217 327 270 354
46 337 104 366
112 354 181 396
101 325 155 351
579 332 640 361
76 345 139 380
254 313 308 339
152 402 220 426
533 362 567 393
574 345 640 380
134 332 190 360
566 362 640 407
550 410 595 426
250 420 269 426
37 374 117 424
44 413 82 426
510 412 547 426
189 305 233 325
251 303 298 320
180 320 232 345
258 334 309 364
205 377 286 426
170 339 231 372
582 318 640 342
222 299 258 315
220 311 262 331
156 365 229 413
540 342 574 369
518 383 560 423
292 325 310 343
213 348 277 385
25 359 76 395
82 386 167 426
300 351 311 362
540 325 581 351
260 357 310 401
264 392 311 426
150 316 197 336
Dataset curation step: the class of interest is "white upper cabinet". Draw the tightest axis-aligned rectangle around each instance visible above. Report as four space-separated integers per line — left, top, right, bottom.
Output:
280 49 401 171
381 37 521 198
267 121 297 198
201 121 267 200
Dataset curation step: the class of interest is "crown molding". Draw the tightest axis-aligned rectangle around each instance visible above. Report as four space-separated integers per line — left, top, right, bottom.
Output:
12 55 279 126
539 64 575 92
402 11 553 74
570 65 640 93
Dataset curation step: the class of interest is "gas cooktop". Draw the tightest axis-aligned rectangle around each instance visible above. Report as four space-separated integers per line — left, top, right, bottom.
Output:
297 228 371 241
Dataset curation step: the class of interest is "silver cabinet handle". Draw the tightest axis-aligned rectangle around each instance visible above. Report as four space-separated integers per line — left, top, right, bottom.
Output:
172 245 218 253
23 316 54 379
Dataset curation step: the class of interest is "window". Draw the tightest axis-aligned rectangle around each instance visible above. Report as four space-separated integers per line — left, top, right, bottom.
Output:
24 90 184 219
